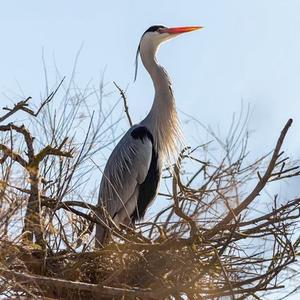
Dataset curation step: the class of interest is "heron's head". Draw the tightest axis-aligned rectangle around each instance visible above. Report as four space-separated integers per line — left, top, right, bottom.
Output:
135 25 203 80
141 25 202 50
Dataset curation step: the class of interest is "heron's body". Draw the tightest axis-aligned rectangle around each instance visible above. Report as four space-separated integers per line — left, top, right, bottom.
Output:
95 25 201 246
99 124 162 225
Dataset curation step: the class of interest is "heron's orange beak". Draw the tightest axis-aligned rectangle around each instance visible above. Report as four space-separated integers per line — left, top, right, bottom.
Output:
161 26 203 35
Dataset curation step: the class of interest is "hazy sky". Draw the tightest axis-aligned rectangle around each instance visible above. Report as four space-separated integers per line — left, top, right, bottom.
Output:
1 1 300 297
1 1 300 151
2 0 300 187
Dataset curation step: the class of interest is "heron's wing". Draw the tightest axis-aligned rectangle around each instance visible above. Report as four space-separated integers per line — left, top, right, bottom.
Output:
98 125 153 221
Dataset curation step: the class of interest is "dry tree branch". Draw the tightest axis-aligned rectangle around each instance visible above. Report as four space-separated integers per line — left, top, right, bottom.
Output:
113 81 133 126
204 118 293 240
0 268 157 299
0 79 64 123
0 80 70 249
0 123 34 160
0 144 27 168
1 73 300 300
0 97 32 123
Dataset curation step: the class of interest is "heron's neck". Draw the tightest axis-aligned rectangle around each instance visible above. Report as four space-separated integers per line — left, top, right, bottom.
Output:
140 47 181 159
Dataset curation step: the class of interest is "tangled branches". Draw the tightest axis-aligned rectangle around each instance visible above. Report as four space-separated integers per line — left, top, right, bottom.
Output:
0 81 300 299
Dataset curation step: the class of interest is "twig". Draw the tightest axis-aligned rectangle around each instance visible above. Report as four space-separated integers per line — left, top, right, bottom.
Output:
0 97 32 123
0 144 27 168
0 268 157 298
204 119 293 240
0 78 64 122
113 81 133 126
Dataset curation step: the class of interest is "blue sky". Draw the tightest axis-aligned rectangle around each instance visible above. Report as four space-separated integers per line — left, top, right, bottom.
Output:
1 1 300 297
1 1 300 153
1 0 300 190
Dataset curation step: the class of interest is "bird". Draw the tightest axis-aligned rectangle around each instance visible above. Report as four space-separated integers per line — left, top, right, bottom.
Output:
95 25 202 247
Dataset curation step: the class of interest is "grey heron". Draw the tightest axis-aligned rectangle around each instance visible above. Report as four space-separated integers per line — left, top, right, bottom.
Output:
95 25 202 247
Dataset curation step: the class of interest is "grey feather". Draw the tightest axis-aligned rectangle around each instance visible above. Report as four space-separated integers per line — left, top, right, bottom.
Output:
95 125 153 245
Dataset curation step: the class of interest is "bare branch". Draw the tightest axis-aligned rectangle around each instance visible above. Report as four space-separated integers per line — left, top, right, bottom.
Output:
0 144 27 168
113 81 133 126
0 268 157 299
0 78 64 123
33 144 72 166
0 97 33 123
204 118 293 240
